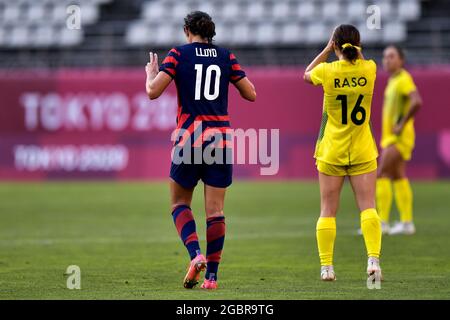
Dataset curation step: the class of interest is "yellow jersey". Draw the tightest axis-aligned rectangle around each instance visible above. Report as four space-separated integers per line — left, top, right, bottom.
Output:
310 59 378 166
381 69 417 150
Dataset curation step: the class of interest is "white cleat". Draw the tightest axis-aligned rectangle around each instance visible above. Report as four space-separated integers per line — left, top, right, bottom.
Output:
389 221 416 235
320 265 336 281
357 222 390 236
367 257 383 281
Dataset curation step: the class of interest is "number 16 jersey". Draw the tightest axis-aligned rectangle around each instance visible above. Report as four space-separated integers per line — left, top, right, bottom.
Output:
310 59 378 166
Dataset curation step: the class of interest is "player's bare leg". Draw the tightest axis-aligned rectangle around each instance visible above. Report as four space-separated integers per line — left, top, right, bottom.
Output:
319 173 344 218
350 170 383 280
201 184 227 290
170 179 207 289
317 173 345 281
350 169 377 212
379 145 401 178
170 178 194 209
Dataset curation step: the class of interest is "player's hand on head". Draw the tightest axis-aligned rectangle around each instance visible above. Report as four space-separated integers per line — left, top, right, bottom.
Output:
145 51 159 79
325 36 334 53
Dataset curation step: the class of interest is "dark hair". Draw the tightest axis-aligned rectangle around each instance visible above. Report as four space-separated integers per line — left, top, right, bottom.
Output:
184 11 216 43
387 44 405 60
332 24 361 62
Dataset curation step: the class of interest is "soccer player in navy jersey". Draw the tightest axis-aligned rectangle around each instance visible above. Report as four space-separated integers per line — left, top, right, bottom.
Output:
145 11 256 290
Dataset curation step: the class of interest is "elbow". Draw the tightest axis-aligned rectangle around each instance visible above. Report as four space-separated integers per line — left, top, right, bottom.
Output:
248 83 257 101
412 92 423 112
248 91 256 102
303 72 310 83
417 99 423 110
243 90 256 102
148 92 160 100
413 98 423 113
147 86 160 100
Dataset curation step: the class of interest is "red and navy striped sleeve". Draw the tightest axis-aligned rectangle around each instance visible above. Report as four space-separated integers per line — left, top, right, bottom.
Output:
229 52 246 84
159 48 181 79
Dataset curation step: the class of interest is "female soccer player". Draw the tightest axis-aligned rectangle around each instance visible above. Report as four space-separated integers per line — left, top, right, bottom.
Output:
145 11 256 290
304 25 382 281
377 46 422 235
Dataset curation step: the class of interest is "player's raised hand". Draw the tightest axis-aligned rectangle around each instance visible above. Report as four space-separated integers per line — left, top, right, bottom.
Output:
325 32 335 53
145 51 159 79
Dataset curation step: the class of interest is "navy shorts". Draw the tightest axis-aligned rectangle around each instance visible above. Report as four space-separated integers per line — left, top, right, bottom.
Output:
170 162 232 189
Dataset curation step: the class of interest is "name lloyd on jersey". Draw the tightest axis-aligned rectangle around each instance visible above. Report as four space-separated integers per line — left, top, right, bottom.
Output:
195 48 217 57
334 76 367 88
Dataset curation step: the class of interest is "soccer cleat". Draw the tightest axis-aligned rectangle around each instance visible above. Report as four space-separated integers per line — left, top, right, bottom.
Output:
320 265 336 281
381 221 390 235
389 221 415 235
367 257 383 281
357 221 390 236
201 279 218 290
183 254 207 289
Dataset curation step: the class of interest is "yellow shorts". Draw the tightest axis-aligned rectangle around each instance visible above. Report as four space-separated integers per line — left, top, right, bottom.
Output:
382 135 414 161
316 159 378 177
392 141 413 161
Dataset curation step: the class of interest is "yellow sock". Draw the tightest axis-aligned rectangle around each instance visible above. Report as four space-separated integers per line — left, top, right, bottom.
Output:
393 178 413 223
376 178 392 223
316 217 336 266
360 208 382 258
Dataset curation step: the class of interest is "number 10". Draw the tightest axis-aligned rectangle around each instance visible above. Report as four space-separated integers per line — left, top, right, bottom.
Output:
194 64 221 101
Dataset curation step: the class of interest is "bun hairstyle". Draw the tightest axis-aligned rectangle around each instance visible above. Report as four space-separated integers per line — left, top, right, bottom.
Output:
332 24 361 62
184 11 216 43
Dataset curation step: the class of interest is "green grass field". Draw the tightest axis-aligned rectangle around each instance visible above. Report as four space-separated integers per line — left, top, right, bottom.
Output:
0 181 449 300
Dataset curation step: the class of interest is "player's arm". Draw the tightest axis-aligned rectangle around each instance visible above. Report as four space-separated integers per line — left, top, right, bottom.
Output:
357 49 365 60
393 90 423 135
234 77 256 102
145 52 172 100
229 52 256 101
304 36 334 84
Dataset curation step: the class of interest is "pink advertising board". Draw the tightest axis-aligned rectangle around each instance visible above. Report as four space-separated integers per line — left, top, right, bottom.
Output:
0 67 449 180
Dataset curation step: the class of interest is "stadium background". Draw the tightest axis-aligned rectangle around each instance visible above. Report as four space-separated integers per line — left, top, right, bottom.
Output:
1 0 450 300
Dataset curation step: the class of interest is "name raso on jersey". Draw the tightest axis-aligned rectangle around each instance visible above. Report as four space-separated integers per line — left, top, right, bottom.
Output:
334 76 368 88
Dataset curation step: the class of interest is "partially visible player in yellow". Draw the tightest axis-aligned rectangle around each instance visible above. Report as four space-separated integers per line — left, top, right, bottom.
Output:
304 25 382 281
377 45 422 235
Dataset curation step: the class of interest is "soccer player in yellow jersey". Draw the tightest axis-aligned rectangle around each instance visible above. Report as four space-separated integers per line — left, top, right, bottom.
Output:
377 46 422 235
304 25 382 281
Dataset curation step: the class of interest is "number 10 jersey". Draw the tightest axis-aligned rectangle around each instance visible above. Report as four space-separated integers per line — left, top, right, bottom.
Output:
159 42 246 147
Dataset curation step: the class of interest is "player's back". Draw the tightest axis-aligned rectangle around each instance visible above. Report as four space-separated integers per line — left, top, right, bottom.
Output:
160 42 245 130
312 59 378 165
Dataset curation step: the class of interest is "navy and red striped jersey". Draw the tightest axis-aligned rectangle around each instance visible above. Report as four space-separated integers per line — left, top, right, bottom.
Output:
159 42 246 140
